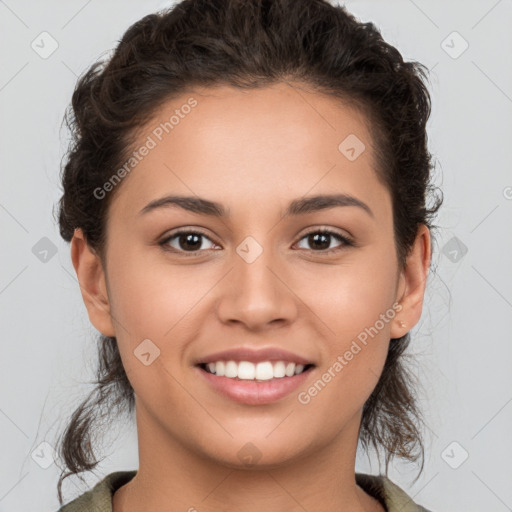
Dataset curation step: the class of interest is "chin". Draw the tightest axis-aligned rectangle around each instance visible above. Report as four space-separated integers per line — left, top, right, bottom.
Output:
201 435 314 471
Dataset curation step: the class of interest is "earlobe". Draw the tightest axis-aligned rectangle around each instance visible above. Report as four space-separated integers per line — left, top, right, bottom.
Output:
390 224 431 339
70 228 116 337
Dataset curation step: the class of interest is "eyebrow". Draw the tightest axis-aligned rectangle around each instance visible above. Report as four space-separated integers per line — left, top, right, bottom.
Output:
139 193 374 219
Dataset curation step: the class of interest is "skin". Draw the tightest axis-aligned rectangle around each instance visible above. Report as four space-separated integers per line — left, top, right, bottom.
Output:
71 82 431 512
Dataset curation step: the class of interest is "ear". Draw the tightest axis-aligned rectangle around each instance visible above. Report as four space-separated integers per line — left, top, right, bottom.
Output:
390 224 431 339
70 228 116 337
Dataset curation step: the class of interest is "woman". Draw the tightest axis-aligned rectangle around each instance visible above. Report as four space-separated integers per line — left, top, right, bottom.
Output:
55 0 442 510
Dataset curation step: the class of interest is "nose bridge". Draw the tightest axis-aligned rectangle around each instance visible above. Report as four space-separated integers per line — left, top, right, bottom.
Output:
216 234 298 329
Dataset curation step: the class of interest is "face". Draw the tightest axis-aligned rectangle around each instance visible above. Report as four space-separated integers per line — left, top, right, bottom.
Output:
73 82 429 470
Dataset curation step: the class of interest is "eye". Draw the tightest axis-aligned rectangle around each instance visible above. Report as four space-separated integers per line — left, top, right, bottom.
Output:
295 229 353 253
160 229 218 255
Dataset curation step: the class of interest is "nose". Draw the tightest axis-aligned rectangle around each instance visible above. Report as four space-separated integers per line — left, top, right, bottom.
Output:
216 243 299 332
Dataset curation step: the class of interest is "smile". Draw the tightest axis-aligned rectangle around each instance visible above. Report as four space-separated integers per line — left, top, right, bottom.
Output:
196 361 315 405
200 360 313 380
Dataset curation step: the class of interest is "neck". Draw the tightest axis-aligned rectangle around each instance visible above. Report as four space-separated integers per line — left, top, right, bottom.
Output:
113 404 384 512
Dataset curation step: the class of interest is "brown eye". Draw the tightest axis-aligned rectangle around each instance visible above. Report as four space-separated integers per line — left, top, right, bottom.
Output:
160 230 217 254
296 230 353 253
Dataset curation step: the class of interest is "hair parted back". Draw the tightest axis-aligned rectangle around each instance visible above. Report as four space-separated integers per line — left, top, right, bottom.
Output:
55 0 442 504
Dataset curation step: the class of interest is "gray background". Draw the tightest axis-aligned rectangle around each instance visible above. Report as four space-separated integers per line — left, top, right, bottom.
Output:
1 1 511 511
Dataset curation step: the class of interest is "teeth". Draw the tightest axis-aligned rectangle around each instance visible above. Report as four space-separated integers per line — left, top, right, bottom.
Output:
203 360 309 380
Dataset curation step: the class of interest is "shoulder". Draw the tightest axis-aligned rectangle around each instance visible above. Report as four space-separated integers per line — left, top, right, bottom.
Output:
356 472 434 512
56 470 137 512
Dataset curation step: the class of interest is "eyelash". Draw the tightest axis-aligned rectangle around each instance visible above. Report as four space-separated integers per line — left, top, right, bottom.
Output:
159 228 354 257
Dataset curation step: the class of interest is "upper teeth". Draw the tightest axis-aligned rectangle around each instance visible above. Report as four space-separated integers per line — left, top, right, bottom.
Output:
205 361 306 380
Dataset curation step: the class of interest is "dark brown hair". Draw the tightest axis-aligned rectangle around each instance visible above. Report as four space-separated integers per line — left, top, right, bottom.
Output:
55 0 442 504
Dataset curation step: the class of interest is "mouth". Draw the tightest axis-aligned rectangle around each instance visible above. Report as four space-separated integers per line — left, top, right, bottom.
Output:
197 360 315 381
195 359 316 405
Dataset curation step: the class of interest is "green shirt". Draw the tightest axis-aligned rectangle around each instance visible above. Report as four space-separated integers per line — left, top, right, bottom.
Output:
57 470 433 512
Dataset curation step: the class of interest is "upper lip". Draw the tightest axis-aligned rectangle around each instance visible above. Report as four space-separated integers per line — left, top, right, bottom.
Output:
195 347 315 366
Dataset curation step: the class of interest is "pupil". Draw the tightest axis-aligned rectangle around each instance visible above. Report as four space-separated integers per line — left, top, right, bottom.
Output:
310 233 329 250
180 233 201 250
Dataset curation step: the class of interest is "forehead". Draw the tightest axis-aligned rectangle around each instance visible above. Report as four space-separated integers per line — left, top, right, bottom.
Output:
109 82 389 220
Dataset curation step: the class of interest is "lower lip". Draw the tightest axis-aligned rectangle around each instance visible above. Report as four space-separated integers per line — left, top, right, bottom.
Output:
196 366 314 405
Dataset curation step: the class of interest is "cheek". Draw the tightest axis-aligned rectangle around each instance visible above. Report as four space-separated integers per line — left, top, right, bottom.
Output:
104 247 225 388
307 249 398 338
304 250 398 393
107 247 202 337
104 249 200 406
297 270 396 423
